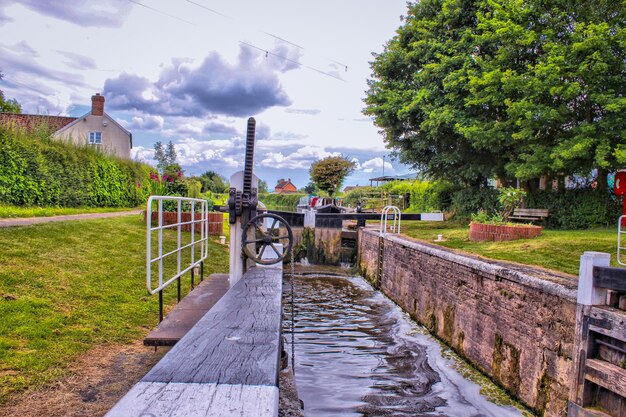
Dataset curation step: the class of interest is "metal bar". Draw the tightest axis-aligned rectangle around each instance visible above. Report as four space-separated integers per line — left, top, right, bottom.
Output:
177 199 182 280
159 290 163 322
158 199 164 292
595 338 626 355
200 260 204 282
177 277 181 302
267 210 423 221
191 265 195 290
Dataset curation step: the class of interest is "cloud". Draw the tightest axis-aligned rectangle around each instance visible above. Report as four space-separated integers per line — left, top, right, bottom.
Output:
56 50 97 70
360 157 394 174
285 108 321 116
203 121 239 138
2 0 132 27
121 115 164 131
104 46 292 118
259 146 340 170
0 42 88 88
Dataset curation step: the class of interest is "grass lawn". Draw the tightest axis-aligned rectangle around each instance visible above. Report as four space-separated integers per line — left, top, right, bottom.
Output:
0 205 139 219
0 214 229 403
399 220 620 276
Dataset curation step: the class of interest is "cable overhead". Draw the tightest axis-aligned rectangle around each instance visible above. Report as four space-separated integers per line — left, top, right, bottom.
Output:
125 0 346 82
127 0 196 25
184 0 231 19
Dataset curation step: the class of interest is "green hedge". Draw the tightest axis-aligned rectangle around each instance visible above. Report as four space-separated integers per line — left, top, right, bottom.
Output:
259 193 306 210
450 187 500 219
0 126 151 207
526 189 620 229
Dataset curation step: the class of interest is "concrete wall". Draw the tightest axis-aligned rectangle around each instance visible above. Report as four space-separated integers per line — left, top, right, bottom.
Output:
55 114 131 159
358 227 578 417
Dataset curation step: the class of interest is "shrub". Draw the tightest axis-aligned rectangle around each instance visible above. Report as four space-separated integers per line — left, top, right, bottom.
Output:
526 189 620 229
0 126 151 208
450 187 500 219
259 193 307 210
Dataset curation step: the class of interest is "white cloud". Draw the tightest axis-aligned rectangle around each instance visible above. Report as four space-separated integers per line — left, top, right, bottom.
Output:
259 146 340 169
360 157 394 174
121 115 164 130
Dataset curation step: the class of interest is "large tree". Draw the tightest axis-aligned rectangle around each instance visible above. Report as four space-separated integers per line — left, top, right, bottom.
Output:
309 156 355 196
365 0 626 189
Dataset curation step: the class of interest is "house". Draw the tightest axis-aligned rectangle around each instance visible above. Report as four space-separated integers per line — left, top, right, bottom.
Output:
0 94 132 159
274 178 297 194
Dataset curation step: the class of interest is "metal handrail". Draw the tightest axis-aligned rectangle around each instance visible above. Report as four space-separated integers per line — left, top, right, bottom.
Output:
617 215 626 266
380 205 401 236
146 196 209 295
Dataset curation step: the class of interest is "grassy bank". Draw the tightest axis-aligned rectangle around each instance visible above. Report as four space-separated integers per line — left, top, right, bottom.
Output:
0 214 229 403
399 221 619 276
0 205 139 219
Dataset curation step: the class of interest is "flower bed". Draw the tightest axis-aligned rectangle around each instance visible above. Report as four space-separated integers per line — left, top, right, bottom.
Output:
469 222 542 242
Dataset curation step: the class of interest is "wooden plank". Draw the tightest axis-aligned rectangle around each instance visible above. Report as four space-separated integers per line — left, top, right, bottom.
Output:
106 382 278 417
144 273 230 346
589 306 626 342
142 266 283 386
513 208 549 216
593 266 626 292
585 359 626 398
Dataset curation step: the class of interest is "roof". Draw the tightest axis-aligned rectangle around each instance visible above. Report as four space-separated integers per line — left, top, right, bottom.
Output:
0 113 77 133
368 173 417 182
55 110 132 138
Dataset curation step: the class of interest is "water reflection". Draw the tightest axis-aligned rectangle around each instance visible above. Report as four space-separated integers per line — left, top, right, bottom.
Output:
283 275 524 417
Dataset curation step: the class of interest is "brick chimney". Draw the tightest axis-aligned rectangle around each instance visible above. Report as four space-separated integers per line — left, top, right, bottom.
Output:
91 93 105 116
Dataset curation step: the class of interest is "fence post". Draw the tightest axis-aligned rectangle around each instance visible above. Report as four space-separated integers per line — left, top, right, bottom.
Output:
570 251 611 407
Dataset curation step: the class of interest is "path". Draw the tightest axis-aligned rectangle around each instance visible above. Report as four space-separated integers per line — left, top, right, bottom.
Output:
0 210 142 228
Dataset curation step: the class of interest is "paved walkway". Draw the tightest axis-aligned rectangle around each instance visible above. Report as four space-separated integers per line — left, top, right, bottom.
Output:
0 210 142 228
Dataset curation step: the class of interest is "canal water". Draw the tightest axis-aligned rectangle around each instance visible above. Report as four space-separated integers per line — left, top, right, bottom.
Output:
283 273 526 417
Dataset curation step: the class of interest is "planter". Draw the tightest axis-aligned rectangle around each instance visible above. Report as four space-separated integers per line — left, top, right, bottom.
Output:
147 211 224 236
469 222 542 242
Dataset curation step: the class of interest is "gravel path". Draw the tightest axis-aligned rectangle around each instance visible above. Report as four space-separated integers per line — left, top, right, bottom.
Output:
0 210 142 228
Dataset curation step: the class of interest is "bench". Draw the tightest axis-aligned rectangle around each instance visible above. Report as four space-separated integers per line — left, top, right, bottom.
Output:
509 208 549 223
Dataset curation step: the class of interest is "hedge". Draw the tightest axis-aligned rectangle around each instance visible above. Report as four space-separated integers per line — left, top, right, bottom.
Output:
259 193 306 210
0 126 151 208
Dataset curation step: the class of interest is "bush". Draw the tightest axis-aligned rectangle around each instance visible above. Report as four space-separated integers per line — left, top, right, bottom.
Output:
0 126 151 208
259 193 307 210
526 189 620 229
450 187 500 219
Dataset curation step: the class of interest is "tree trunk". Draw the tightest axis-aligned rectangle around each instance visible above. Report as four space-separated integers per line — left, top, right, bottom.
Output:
596 168 608 193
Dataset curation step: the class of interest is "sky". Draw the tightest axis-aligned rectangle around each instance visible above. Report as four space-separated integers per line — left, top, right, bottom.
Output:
0 0 412 190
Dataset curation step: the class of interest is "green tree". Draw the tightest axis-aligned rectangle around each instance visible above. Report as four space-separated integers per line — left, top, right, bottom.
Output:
365 0 626 189
258 179 269 194
153 141 167 174
309 156 355 196
0 71 21 113
198 170 228 193
302 181 318 195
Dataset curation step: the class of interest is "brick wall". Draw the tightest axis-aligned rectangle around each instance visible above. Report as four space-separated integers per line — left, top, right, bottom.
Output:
358 227 578 416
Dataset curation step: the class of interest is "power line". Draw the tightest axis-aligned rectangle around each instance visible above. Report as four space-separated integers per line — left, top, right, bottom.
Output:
184 0 231 19
126 0 196 26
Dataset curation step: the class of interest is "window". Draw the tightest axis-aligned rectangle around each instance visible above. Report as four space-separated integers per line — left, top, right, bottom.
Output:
89 131 102 144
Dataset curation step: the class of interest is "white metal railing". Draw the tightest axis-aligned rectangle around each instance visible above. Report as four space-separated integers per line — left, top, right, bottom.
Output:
618 215 626 266
380 205 401 236
146 196 209 295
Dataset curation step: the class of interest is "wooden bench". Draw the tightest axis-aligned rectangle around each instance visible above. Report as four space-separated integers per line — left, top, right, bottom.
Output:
509 208 549 223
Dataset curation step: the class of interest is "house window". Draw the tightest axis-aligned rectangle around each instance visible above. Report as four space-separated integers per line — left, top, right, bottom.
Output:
89 131 102 144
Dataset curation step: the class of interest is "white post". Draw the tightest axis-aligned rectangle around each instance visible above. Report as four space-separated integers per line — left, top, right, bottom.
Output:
229 171 259 286
577 251 611 306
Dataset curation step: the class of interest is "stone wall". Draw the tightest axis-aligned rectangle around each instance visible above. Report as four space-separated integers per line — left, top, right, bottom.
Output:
358 227 578 417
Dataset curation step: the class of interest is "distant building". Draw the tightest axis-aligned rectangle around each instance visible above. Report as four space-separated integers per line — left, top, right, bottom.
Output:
0 93 132 159
368 173 417 187
274 178 298 194
343 185 358 193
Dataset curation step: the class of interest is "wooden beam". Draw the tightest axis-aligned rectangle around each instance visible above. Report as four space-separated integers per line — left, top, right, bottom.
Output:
589 306 626 342
593 266 626 292
584 358 626 398
106 382 277 417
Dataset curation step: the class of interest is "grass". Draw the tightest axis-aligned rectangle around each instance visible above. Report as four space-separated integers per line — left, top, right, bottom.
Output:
0 214 229 403
399 221 620 276
0 205 139 219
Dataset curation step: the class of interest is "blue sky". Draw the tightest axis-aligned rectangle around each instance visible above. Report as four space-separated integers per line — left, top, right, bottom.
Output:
0 0 412 190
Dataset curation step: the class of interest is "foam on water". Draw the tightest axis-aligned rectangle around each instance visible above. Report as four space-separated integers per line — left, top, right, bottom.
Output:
285 274 526 417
